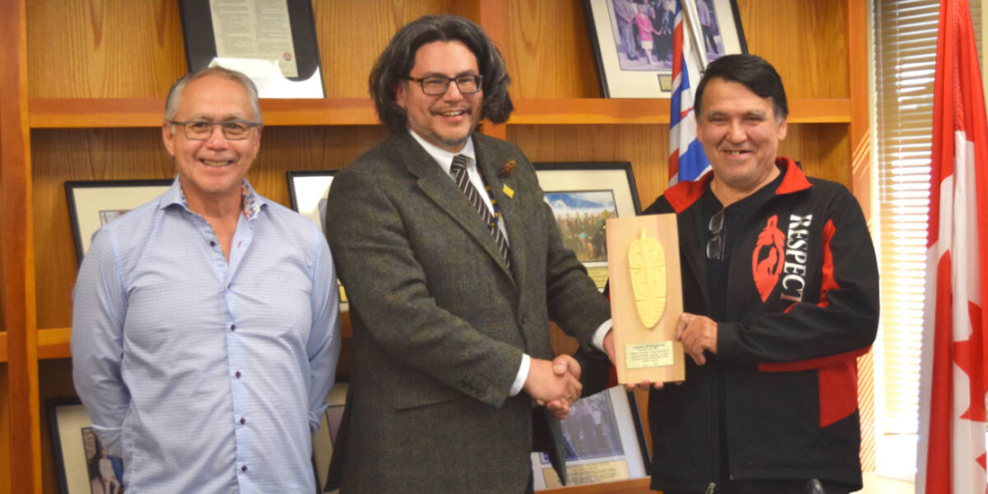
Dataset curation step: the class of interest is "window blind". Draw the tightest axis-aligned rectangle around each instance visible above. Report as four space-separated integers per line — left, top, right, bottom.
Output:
873 0 983 445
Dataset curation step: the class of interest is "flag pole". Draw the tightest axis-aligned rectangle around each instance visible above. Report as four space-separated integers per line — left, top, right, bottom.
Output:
679 0 709 71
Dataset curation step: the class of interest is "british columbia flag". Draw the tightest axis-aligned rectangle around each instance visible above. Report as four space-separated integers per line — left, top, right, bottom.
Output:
667 1 710 185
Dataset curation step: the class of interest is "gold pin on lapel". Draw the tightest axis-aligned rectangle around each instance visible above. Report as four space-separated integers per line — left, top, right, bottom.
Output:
502 184 515 198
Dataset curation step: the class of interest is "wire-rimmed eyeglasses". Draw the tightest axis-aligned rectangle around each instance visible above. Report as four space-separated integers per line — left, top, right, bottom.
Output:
169 120 261 141
404 74 484 95
706 209 726 260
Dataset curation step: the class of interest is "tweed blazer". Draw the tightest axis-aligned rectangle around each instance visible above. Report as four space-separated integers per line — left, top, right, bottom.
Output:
323 131 611 493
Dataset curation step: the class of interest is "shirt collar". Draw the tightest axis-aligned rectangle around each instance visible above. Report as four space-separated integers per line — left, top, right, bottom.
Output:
408 129 477 176
161 176 265 221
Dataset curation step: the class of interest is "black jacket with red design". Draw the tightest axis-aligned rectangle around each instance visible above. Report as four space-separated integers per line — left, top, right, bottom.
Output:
642 158 879 492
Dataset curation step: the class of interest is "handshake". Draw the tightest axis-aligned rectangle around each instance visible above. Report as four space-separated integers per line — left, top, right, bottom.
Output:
523 312 720 419
522 354 584 420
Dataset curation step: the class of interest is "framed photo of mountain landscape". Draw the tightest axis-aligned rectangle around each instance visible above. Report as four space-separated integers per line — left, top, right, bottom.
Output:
584 0 747 98
534 162 641 291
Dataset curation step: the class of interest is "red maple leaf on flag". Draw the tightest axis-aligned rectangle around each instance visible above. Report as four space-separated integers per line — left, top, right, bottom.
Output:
952 300 985 422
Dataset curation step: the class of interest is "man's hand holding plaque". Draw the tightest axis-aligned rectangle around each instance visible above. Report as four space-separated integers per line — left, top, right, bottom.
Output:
605 215 685 385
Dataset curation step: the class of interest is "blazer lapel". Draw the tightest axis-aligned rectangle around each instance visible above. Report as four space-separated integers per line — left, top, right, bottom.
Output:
393 133 515 281
474 136 527 285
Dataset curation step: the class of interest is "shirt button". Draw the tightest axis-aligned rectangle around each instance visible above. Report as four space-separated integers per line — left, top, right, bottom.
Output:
240 417 246 425
241 465 248 473
235 371 241 378
230 324 236 332
210 241 216 247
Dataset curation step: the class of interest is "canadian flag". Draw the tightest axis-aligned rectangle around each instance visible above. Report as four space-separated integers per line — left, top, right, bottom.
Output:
916 0 988 493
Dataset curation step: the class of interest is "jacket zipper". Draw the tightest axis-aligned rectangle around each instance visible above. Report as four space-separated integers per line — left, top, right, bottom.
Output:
705 482 717 494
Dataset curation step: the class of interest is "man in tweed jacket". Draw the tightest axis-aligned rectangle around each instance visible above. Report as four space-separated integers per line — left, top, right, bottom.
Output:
324 15 613 494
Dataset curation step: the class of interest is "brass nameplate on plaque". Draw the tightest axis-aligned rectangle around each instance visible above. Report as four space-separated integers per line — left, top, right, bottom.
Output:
625 341 675 369
606 214 685 384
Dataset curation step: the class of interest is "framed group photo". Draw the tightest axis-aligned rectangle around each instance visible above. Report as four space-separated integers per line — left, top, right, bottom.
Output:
65 180 172 265
286 170 348 310
48 398 126 494
529 387 650 489
584 0 747 98
535 162 641 291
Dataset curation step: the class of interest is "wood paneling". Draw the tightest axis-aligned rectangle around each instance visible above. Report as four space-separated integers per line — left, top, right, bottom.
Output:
0 365 8 494
29 98 382 129
509 124 669 210
736 0 849 100
542 477 653 493
26 0 186 98
31 128 172 331
27 0 475 100
1 0 41 490
313 0 477 98
8 2 867 493
503 0 600 98
778 123 850 187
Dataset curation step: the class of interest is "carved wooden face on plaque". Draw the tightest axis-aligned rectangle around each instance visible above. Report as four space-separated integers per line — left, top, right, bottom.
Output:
606 215 685 384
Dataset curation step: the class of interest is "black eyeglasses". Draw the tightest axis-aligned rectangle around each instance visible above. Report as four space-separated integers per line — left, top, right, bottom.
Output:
706 209 726 260
405 74 484 95
169 120 260 140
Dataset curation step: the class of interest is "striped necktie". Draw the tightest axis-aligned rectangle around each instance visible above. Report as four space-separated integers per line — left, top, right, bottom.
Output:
450 154 511 268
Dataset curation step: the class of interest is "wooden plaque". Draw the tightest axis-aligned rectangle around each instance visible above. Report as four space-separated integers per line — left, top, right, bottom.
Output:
606 214 685 384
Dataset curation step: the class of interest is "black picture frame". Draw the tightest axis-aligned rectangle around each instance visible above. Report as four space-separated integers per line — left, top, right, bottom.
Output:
178 0 325 97
286 170 338 233
286 170 348 311
48 397 127 494
529 387 651 489
584 0 747 98
535 162 641 291
65 179 172 266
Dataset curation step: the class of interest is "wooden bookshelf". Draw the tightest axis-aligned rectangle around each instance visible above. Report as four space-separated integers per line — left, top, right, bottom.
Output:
30 97 852 129
1 1 872 493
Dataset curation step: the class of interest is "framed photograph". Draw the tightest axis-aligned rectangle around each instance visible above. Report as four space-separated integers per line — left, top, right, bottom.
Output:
584 0 747 98
529 387 650 489
535 162 641 291
178 0 325 98
48 398 127 494
66 180 172 266
286 170 348 310
312 381 348 494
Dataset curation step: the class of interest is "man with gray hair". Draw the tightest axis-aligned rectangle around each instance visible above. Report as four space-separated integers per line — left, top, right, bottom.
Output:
71 66 341 493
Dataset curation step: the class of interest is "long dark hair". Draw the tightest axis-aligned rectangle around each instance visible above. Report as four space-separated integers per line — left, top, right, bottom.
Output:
369 15 514 133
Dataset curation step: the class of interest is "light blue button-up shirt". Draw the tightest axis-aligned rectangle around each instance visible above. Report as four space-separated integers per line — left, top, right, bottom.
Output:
71 178 341 493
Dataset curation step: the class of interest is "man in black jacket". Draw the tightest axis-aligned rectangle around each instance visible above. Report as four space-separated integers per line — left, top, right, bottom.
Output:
634 54 879 493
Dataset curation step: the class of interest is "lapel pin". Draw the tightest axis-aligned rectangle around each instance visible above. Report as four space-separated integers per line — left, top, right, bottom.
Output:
500 160 516 177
